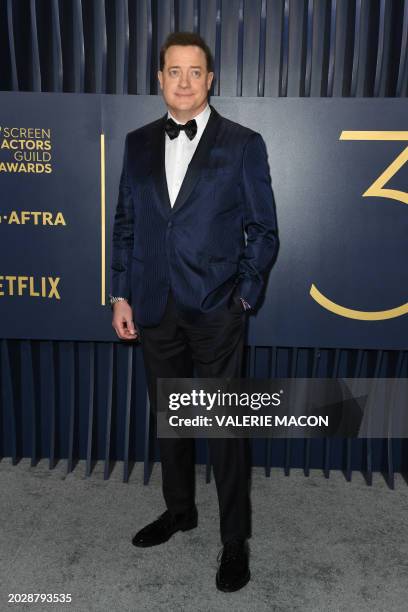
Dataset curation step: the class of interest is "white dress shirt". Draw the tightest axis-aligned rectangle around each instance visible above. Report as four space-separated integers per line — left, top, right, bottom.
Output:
165 103 211 207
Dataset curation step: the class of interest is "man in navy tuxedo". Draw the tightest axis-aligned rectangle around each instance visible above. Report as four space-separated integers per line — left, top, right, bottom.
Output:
110 31 278 592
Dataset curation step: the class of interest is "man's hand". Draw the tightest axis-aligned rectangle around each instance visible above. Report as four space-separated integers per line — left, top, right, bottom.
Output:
112 300 139 341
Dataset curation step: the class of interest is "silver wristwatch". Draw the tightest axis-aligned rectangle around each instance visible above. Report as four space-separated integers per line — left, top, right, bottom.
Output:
109 294 128 307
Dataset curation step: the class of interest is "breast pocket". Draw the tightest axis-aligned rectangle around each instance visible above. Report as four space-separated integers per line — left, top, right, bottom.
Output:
200 167 235 181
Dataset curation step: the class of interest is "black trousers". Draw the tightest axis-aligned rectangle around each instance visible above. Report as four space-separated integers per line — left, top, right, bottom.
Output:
139 289 251 545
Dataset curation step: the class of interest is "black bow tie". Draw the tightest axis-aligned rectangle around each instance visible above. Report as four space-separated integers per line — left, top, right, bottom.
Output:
164 117 198 140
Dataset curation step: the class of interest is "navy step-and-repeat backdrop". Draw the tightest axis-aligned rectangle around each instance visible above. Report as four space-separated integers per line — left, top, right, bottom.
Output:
0 92 407 349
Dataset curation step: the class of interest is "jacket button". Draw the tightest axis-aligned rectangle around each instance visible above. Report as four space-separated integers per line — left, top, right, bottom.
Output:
167 221 173 228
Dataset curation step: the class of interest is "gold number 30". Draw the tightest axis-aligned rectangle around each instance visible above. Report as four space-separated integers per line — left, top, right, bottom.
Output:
310 131 408 320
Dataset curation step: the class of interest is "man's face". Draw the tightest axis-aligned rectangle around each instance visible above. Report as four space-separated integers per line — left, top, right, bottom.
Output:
157 45 214 119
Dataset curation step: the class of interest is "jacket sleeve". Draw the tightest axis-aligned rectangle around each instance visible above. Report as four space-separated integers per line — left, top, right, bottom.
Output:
235 132 279 309
110 133 134 301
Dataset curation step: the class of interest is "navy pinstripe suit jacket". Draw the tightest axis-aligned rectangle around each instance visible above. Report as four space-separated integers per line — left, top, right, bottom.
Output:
110 103 278 327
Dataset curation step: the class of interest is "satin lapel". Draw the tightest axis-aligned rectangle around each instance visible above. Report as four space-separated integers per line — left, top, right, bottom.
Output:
149 113 172 218
171 105 221 213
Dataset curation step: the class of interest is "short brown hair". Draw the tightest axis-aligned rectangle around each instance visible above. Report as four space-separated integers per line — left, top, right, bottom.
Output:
159 31 214 73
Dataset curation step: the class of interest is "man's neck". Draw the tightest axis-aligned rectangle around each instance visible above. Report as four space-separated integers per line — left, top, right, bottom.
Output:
167 101 209 123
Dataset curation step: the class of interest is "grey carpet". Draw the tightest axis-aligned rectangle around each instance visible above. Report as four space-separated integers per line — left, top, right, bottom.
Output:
1 459 408 612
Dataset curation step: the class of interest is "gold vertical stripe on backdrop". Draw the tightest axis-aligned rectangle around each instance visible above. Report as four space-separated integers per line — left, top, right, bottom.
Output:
100 133 106 305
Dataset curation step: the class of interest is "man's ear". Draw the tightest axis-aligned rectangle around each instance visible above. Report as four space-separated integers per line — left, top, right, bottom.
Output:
207 71 214 90
157 70 163 90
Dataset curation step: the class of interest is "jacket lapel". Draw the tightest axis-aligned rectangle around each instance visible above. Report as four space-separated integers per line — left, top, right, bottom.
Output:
171 104 221 213
149 113 172 217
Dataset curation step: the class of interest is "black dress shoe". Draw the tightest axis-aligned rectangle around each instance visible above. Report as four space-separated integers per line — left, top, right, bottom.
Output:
216 539 250 592
132 508 198 547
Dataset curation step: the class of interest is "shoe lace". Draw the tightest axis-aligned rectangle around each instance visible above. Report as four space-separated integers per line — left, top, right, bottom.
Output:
155 510 174 527
217 539 244 565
